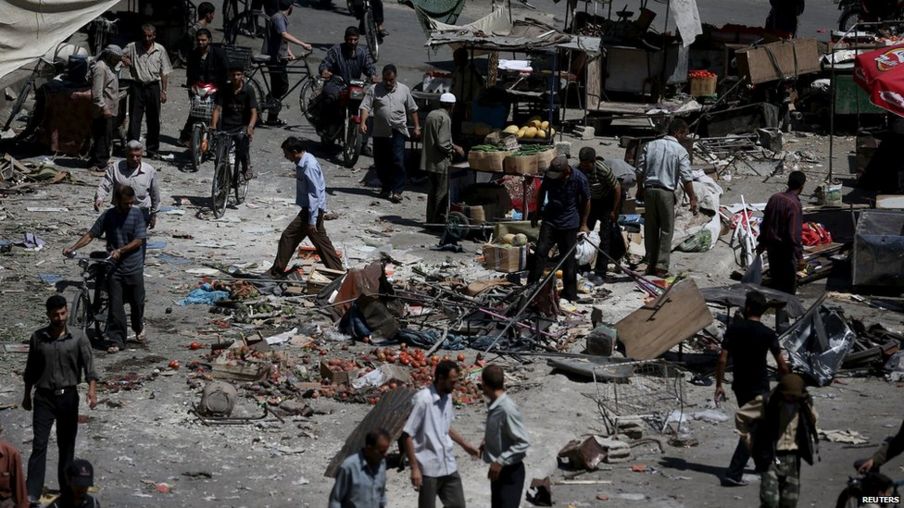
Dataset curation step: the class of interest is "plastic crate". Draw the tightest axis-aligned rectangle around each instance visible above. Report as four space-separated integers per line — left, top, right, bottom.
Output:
224 45 253 71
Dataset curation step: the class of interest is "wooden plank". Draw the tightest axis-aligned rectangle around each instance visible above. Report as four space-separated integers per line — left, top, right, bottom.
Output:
324 386 418 478
615 278 713 360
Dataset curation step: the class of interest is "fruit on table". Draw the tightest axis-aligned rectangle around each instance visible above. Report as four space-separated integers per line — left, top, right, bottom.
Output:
505 119 557 140
503 125 520 135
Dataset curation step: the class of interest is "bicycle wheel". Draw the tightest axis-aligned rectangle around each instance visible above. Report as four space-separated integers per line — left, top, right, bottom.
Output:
3 79 34 132
223 0 240 33
63 287 90 333
248 76 269 125
364 8 379 62
234 147 249 204
211 137 231 218
298 77 315 117
342 116 362 168
190 123 204 172
834 487 861 508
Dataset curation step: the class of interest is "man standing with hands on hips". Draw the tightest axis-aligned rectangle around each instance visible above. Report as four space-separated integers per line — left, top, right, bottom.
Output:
480 365 530 508
22 295 98 506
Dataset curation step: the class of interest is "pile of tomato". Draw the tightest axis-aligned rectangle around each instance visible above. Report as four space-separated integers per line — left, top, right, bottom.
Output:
688 69 717 79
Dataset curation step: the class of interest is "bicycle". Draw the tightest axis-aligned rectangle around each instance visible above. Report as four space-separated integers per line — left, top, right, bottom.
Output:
223 0 270 46
62 252 113 342
244 50 318 123
210 129 251 218
350 0 380 62
188 82 219 172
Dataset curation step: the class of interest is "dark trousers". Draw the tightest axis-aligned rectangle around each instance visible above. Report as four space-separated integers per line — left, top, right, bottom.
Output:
373 131 406 194
529 223 578 301
226 128 251 172
491 462 525 508
766 245 798 295
272 209 343 272
726 389 763 481
27 389 79 500
419 471 465 508
588 194 617 275
127 81 161 152
426 172 448 224
88 116 113 169
267 62 289 121
107 271 146 348
179 91 196 142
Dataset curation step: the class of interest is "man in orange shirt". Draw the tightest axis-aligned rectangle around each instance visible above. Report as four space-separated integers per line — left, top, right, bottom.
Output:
0 423 28 508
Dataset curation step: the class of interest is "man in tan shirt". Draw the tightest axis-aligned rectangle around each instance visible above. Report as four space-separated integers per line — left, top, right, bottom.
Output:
87 45 122 172
123 24 172 157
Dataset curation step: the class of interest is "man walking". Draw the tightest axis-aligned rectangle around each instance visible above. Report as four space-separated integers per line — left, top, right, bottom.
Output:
403 360 479 508
268 137 343 276
123 24 172 158
528 156 591 303
87 45 123 173
480 365 530 508
360 64 420 203
94 140 160 229
575 147 621 285
211 66 258 180
714 290 790 487
263 0 313 126
328 429 391 508
636 119 698 277
736 374 819 508
757 171 806 295
48 459 100 508
421 93 463 224
0 423 28 508
66 185 147 352
22 295 98 505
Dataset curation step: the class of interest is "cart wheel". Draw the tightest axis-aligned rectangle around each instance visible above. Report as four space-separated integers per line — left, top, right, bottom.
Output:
445 211 470 241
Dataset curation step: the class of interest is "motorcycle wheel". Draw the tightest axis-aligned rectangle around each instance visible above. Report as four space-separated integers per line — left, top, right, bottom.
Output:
838 6 864 32
834 486 862 508
342 116 362 168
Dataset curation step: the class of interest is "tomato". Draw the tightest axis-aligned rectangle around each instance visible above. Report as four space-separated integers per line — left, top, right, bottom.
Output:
457 353 466 362
188 341 203 350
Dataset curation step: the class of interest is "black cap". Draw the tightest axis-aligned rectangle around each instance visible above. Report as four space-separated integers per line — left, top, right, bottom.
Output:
66 459 94 487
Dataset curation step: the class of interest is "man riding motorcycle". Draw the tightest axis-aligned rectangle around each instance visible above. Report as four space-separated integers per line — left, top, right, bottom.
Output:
316 26 376 136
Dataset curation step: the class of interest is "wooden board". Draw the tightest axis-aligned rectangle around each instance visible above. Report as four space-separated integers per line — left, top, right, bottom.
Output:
324 386 418 478
615 278 713 360
735 38 821 85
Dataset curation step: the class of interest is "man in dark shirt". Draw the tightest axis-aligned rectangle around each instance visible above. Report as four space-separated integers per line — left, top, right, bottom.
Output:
211 67 259 180
758 171 805 295
318 27 376 127
179 28 227 144
64 185 146 353
22 295 98 505
263 0 312 126
529 156 591 302
714 290 789 486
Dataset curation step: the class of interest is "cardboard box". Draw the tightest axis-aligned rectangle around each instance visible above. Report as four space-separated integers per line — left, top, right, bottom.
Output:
736 38 821 85
483 244 527 273
320 360 362 386
503 153 538 175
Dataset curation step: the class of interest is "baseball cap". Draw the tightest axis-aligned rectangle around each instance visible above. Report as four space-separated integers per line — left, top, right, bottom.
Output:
439 93 456 104
66 459 94 488
545 155 568 180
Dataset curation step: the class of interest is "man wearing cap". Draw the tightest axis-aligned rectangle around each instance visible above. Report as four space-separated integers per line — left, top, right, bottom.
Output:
735 373 819 508
95 140 160 229
0 423 28 508
22 295 98 505
635 118 698 277
318 27 376 129
49 459 99 508
529 156 591 303
421 92 463 224
360 64 420 204
87 45 123 173
575 147 621 285
123 24 172 158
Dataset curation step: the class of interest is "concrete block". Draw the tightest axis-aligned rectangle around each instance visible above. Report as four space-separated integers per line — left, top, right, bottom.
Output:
555 141 572 158
574 125 596 140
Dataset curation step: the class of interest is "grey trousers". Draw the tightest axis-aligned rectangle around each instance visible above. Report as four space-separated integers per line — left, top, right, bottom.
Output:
426 171 449 224
643 187 676 272
419 471 466 508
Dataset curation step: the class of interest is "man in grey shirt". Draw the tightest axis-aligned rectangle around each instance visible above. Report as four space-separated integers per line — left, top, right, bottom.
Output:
95 140 160 229
329 429 390 508
360 64 420 203
480 365 530 508
87 44 122 172
22 295 98 504
635 119 698 277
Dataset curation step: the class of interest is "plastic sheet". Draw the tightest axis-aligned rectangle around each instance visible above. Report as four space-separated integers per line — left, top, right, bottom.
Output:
779 297 856 387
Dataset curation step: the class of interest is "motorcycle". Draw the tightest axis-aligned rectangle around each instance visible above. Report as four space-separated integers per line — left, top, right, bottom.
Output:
837 0 904 32
835 459 903 507
188 81 218 172
305 76 366 168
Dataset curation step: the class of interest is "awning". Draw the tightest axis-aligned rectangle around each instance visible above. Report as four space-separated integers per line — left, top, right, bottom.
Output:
426 19 572 51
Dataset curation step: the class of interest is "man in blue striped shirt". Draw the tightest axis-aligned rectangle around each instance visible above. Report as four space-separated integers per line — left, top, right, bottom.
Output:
268 137 343 276
329 429 390 508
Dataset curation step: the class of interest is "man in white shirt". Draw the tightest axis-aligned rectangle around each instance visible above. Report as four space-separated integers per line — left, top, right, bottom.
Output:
403 360 479 508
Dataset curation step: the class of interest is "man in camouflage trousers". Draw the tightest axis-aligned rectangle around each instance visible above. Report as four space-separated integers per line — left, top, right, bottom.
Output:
735 373 818 508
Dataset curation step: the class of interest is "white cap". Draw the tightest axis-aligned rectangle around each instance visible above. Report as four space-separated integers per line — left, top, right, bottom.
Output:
439 93 456 104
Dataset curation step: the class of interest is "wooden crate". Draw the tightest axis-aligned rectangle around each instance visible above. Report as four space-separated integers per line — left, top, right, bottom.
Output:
483 245 526 273
503 153 538 175
689 76 717 97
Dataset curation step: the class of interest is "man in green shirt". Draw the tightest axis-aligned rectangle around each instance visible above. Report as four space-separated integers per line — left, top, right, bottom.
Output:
575 147 621 285
420 93 463 224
